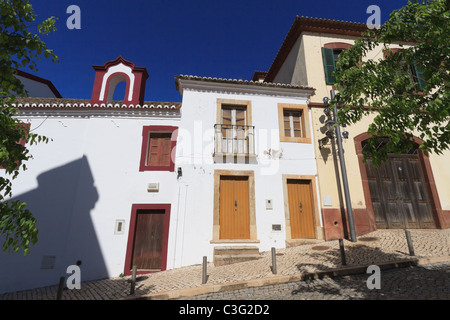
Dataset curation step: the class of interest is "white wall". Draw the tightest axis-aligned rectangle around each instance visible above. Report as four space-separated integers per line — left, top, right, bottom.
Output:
0 85 319 293
14 75 59 98
173 87 319 267
0 112 180 293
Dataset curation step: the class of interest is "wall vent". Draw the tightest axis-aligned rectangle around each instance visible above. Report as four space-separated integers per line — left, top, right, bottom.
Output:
272 224 282 231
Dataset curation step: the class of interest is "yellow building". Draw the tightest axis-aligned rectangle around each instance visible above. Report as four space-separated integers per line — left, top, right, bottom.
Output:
260 16 450 240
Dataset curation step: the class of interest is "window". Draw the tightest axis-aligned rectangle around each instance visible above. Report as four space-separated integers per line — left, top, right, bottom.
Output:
214 99 255 156
321 43 353 85
283 110 304 138
278 104 311 143
221 105 247 138
139 126 178 172
384 48 426 92
147 133 172 166
410 62 425 91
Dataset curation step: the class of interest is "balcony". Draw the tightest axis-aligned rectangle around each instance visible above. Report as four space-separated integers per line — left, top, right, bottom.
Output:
213 124 255 157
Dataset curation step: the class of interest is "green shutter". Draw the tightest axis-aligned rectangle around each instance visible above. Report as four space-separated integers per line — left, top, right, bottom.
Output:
413 61 425 91
322 47 336 85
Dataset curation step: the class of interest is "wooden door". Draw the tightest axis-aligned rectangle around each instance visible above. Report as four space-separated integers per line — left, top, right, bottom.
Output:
131 209 165 270
366 154 435 229
220 176 250 239
287 179 315 239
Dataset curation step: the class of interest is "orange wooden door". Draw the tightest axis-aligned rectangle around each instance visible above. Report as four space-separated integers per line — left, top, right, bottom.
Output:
287 179 315 239
220 176 250 239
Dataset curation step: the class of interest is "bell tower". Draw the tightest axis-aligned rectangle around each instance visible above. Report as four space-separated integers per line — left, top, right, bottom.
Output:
90 56 149 106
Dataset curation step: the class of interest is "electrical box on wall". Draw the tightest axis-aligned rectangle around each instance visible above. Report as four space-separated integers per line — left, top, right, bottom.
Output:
147 183 159 192
265 199 273 210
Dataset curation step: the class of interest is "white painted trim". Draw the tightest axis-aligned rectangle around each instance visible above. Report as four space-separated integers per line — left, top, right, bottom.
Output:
99 63 135 102
177 78 314 99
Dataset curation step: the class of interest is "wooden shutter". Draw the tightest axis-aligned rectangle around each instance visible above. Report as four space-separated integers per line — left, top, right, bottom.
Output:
221 108 232 138
322 47 336 84
412 62 425 91
283 111 291 137
147 133 172 167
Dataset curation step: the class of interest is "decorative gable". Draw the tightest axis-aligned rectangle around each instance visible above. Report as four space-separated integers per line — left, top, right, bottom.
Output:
90 56 149 106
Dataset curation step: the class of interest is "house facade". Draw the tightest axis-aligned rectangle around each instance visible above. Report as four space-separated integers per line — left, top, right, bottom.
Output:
262 16 450 239
172 75 318 268
1 57 182 293
1 17 448 294
1 55 321 293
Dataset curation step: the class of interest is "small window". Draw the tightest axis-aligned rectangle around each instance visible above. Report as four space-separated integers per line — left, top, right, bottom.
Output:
321 43 353 85
278 104 311 143
139 126 178 172
384 48 426 92
147 132 172 167
283 110 304 138
322 47 343 85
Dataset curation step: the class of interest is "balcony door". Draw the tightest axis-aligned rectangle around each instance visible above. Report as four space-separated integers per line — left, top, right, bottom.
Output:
221 105 248 154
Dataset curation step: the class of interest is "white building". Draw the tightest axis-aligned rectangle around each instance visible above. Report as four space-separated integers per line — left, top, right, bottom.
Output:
1 55 321 294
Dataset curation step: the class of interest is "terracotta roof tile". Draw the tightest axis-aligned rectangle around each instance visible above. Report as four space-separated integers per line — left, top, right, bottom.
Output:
7 97 181 110
175 74 315 91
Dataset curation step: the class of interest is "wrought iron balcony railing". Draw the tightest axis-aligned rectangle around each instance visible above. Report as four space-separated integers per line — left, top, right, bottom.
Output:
213 124 255 156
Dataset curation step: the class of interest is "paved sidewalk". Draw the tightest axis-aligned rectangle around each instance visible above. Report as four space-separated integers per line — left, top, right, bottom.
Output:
1 229 449 300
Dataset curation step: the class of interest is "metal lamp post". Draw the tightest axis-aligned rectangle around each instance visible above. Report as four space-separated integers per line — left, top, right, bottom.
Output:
324 90 357 243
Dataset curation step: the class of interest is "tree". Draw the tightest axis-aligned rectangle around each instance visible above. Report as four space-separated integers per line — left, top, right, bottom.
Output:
334 0 449 167
0 0 58 254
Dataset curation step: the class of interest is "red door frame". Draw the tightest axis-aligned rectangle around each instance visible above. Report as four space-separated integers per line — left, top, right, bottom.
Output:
124 204 171 276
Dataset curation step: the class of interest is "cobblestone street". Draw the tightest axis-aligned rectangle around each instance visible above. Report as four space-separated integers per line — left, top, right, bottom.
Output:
182 262 450 300
1 229 448 300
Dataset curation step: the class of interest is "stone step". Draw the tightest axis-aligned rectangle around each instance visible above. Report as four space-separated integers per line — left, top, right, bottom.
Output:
213 246 261 266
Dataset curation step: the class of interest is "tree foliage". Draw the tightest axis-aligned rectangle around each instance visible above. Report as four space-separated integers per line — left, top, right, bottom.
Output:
0 0 57 254
334 0 449 167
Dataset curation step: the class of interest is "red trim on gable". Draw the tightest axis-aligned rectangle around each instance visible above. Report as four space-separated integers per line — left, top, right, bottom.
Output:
139 126 178 172
90 56 149 106
102 72 132 103
124 204 171 275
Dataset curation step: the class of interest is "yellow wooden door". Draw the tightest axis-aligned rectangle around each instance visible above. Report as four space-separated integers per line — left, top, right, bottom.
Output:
287 179 315 239
220 176 250 239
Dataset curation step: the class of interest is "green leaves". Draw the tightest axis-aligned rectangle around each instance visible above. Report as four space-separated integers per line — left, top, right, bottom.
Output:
334 0 449 166
1 0 57 255
0 201 38 255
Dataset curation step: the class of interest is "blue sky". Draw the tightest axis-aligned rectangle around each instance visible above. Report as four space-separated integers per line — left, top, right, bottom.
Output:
28 0 409 102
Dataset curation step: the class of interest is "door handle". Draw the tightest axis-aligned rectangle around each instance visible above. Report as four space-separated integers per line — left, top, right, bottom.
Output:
235 200 237 207
299 202 302 209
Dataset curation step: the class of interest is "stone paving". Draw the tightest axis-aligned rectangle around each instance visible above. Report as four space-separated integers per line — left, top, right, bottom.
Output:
0 229 449 300
183 262 450 300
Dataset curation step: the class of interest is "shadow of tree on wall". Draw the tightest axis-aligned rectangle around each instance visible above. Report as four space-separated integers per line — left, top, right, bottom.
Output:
292 241 450 299
0 155 105 294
